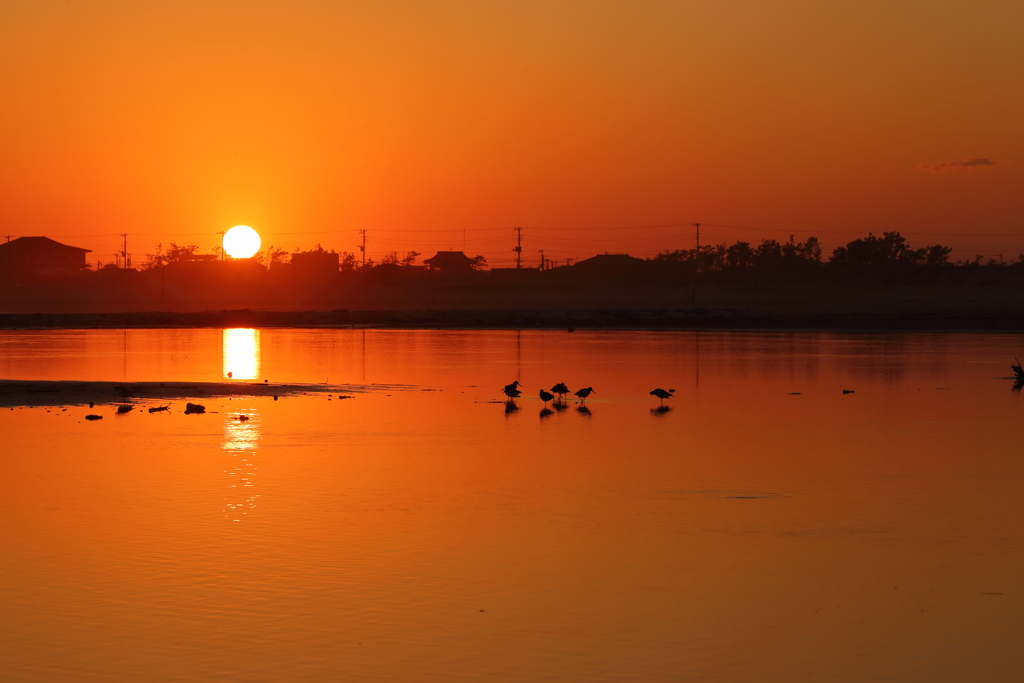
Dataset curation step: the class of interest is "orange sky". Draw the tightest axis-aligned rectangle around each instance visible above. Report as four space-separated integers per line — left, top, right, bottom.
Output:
2 0 1022 267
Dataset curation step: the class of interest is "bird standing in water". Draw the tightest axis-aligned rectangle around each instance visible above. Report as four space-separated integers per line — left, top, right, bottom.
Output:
650 388 675 405
539 389 554 406
551 382 569 401
574 387 594 403
502 381 522 399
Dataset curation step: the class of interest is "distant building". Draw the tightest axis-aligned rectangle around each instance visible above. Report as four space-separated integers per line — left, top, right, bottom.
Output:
0 236 92 280
424 251 474 272
573 253 646 272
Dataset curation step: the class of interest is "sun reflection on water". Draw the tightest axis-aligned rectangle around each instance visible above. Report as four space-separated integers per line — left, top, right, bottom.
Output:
222 408 261 521
222 328 261 380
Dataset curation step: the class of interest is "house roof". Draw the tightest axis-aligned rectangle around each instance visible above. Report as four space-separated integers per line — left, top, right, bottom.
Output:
574 253 645 269
0 236 92 254
423 251 473 268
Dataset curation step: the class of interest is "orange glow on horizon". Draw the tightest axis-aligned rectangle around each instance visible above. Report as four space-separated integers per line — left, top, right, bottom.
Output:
1 1 1021 265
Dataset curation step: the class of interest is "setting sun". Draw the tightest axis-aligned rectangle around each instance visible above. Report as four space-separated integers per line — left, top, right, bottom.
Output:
223 225 261 259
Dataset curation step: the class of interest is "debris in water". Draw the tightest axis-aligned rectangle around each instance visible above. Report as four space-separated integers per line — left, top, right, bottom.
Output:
184 402 206 414
85 414 102 420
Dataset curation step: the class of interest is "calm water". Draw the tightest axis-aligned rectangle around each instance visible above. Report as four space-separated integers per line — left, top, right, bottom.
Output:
1 329 1022 682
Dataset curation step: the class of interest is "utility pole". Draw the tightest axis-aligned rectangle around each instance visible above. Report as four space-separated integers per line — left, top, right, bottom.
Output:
691 222 702 307
3 235 10 243
512 227 523 269
119 233 131 269
538 249 546 271
217 231 226 260
358 229 367 268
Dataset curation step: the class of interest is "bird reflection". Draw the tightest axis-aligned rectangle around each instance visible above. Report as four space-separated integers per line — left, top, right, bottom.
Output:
504 400 519 414
551 400 568 412
651 405 673 416
540 407 554 419
1013 379 1023 393
576 405 592 417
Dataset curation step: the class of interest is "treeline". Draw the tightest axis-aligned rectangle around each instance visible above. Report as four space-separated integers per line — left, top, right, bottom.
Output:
646 231 1024 283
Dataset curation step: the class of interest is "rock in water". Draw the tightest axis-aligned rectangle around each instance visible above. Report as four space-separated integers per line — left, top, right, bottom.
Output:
184 402 206 414
85 414 102 420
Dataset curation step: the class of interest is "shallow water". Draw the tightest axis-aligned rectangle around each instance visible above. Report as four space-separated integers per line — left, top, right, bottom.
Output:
1 329 1022 682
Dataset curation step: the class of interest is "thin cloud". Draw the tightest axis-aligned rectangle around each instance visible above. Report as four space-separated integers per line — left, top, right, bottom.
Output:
918 157 1003 174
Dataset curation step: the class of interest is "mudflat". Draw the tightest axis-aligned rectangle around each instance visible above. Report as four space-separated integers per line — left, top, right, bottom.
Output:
0 380 384 408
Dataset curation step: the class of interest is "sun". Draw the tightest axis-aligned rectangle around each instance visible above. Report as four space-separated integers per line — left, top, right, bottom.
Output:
223 225 261 259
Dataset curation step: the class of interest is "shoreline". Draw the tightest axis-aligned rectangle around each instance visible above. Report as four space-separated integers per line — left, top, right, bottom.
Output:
0 379 405 408
1 308 1024 332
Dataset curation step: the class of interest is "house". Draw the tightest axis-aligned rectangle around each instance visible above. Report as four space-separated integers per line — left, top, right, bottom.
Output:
0 236 92 279
424 251 475 272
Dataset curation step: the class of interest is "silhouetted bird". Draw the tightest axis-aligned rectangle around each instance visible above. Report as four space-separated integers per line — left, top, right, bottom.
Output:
650 388 675 405
539 389 554 406
842 389 855 394
551 383 570 400
574 387 594 403
502 381 522 399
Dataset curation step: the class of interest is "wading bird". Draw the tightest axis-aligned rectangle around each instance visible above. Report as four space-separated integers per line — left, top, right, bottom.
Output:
551 383 569 400
539 389 554 406
650 388 675 405
574 386 595 403
502 381 522 399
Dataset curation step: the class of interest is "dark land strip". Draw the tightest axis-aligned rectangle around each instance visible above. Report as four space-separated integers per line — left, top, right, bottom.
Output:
1 308 1024 331
0 380 409 408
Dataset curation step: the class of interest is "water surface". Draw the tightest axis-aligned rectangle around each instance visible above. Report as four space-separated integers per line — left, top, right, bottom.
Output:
1 329 1022 682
